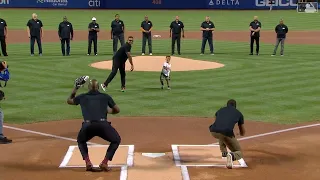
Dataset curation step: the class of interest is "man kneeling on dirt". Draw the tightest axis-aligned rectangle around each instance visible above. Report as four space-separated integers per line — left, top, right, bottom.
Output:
209 99 246 169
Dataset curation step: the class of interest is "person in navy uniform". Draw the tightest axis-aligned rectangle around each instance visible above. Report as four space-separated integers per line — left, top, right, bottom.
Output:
249 16 261 55
58 16 74 56
272 19 288 56
170 16 184 55
101 36 134 92
111 14 125 55
67 79 121 172
26 13 43 56
140 15 153 56
200 16 215 55
87 17 100 56
0 17 8 56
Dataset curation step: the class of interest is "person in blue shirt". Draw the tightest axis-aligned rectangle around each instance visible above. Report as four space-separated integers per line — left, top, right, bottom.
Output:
0 61 11 144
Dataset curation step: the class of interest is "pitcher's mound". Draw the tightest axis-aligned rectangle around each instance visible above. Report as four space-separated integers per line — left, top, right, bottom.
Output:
90 56 224 72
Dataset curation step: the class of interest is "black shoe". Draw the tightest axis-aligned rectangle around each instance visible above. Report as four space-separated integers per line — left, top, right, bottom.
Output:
222 152 228 158
249 53 253 55
4 54 8 56
256 53 259 55
178 52 181 55
0 137 12 144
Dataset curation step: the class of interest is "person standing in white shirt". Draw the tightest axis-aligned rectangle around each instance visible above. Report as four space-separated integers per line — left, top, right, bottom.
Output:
160 56 171 90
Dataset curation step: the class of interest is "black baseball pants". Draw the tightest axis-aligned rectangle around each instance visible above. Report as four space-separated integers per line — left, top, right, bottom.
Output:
0 36 7 56
171 33 181 54
201 36 214 54
88 35 98 55
104 59 126 88
30 36 42 55
142 33 152 54
113 33 125 54
250 36 260 54
61 38 70 56
77 121 121 161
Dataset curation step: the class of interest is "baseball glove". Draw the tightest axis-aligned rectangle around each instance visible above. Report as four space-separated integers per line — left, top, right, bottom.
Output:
0 90 5 101
74 75 89 89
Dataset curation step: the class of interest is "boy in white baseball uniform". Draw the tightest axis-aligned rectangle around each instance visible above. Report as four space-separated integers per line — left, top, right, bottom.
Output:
160 56 171 90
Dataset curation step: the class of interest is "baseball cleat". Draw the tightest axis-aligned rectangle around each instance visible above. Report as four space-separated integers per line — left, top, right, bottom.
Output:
99 163 112 172
271 54 275 56
281 54 284 56
101 84 107 91
142 53 145 55
149 53 152 55
121 87 125 92
200 53 204 55
226 152 233 169
222 152 228 158
0 137 12 144
161 86 164 89
167 87 171 90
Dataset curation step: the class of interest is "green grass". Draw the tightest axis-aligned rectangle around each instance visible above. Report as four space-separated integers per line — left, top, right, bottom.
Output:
1 9 319 125
0 9 320 31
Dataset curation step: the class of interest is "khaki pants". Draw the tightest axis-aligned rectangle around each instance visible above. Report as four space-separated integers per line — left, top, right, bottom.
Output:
211 132 243 161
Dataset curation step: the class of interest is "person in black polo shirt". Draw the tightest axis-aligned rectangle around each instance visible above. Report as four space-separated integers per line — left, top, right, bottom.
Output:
0 17 8 56
67 78 121 172
101 36 134 92
170 16 184 55
26 13 43 56
58 16 74 56
272 19 288 56
209 99 246 169
111 14 125 55
87 17 100 56
249 16 261 55
140 15 153 56
200 16 215 55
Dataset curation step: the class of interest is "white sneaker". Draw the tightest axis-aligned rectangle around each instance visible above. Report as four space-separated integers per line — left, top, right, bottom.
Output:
281 54 284 56
87 54 90 56
149 53 152 55
211 53 214 55
271 54 275 56
142 53 145 55
226 153 233 169
200 53 204 55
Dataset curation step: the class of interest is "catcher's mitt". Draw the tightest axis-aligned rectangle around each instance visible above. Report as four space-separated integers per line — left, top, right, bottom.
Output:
0 90 5 101
74 75 89 89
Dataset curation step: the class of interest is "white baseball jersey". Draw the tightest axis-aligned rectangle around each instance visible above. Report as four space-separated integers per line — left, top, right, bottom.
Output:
162 62 171 77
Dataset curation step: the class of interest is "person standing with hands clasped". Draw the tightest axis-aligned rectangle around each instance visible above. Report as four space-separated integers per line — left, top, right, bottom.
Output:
27 13 43 56
249 16 261 55
111 14 125 55
200 16 215 55
209 99 246 169
58 16 74 56
140 15 153 56
0 17 8 56
170 16 184 55
87 17 99 56
272 19 288 56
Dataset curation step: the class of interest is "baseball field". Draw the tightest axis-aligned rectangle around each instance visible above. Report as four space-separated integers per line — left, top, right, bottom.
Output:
0 9 319 180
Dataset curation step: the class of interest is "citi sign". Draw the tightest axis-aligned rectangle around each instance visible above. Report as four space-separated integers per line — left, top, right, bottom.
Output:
256 0 297 6
0 0 9 4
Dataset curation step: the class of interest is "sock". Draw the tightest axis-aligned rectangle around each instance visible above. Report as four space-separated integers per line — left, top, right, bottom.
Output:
102 157 109 164
84 156 91 164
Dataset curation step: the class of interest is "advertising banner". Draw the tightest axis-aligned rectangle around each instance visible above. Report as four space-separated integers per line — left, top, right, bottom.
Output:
0 0 104 9
0 0 301 9
206 0 298 9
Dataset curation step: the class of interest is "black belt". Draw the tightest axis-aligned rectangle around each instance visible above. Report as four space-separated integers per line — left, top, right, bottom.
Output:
84 119 106 123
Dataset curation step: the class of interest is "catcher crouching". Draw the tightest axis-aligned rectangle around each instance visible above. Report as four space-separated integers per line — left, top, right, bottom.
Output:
160 56 171 90
67 76 121 172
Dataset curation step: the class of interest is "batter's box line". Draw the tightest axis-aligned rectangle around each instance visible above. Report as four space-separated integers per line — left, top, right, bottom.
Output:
171 144 248 168
58 145 134 168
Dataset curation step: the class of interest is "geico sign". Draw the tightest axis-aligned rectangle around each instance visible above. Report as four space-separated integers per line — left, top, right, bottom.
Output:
256 0 297 6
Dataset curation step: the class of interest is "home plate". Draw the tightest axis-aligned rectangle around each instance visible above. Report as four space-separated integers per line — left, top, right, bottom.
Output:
142 153 166 158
